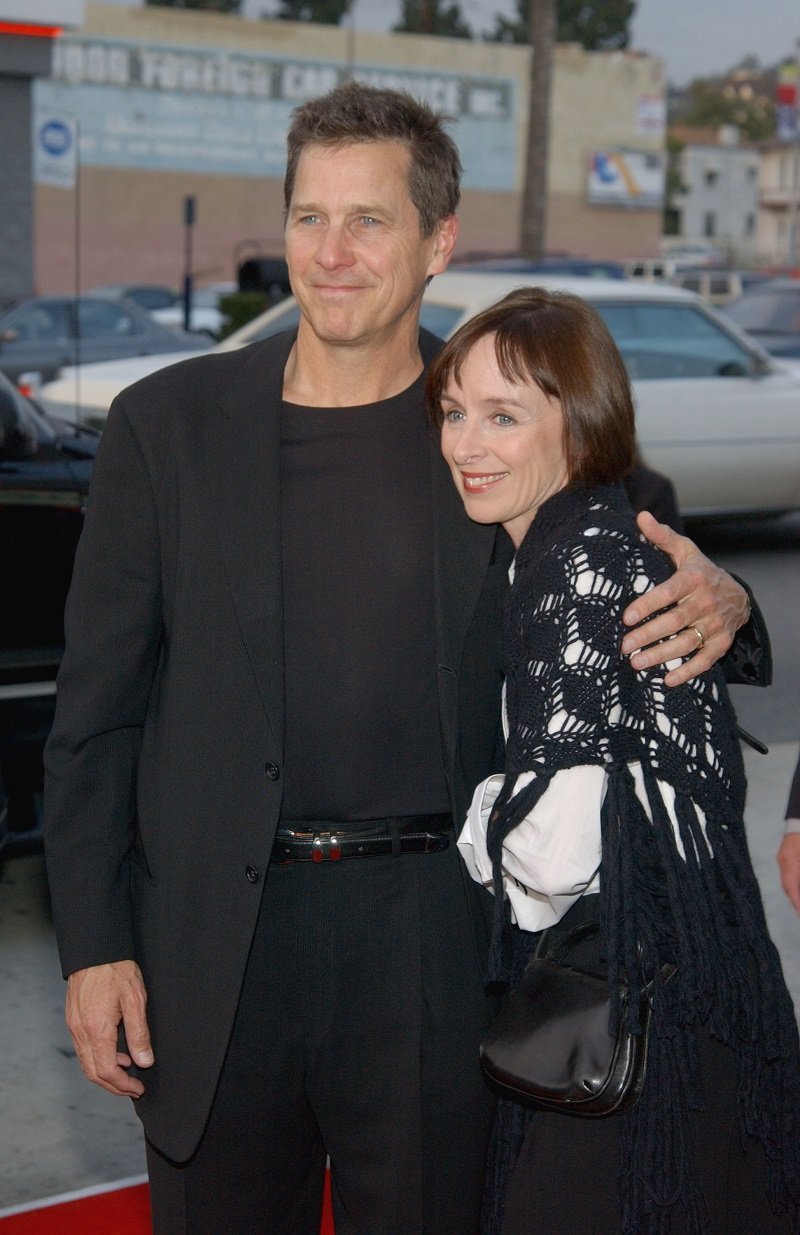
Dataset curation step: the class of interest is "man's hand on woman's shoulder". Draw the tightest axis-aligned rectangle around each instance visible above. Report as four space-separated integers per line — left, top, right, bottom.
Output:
621 511 750 687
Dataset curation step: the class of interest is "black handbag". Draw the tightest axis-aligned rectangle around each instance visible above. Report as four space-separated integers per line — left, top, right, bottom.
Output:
480 914 671 1118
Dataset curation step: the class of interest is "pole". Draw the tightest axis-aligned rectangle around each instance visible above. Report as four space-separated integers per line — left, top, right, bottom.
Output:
183 194 196 333
73 118 81 416
345 0 357 81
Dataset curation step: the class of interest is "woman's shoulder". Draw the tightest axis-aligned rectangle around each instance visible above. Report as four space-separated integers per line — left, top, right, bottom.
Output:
528 484 672 592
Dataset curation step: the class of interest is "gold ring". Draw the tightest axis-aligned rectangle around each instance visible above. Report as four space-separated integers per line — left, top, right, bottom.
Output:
690 625 705 651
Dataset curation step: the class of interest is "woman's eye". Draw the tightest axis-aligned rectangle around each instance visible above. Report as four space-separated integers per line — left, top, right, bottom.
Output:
443 408 464 423
494 413 515 426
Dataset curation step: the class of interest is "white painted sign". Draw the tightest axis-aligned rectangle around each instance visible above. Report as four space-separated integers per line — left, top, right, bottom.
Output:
33 111 78 188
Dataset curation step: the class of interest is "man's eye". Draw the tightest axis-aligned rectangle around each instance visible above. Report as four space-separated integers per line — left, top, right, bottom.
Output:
298 214 321 225
359 215 380 226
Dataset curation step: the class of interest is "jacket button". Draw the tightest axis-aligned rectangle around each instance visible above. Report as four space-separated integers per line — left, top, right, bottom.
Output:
245 864 260 883
264 762 280 781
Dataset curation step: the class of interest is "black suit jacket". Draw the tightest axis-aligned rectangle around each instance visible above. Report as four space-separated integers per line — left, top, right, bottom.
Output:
43 330 510 1160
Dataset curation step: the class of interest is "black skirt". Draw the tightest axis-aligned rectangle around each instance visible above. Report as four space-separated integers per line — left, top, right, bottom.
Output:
484 904 799 1235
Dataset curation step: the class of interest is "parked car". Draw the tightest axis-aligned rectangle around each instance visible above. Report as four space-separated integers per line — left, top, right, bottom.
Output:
150 282 237 338
0 369 98 844
453 256 627 279
721 278 800 359
38 272 800 519
87 282 180 312
237 256 293 303
91 281 236 338
0 293 208 385
669 268 767 306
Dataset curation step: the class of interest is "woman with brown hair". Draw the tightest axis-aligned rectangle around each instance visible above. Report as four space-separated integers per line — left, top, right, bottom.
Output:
427 287 800 1235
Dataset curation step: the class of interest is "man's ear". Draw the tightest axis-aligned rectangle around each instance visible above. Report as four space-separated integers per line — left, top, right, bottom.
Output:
428 215 459 278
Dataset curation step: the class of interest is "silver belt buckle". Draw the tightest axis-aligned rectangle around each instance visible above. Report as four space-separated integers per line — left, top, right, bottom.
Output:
311 831 342 862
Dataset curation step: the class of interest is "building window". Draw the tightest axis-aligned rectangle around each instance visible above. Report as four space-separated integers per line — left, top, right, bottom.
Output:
703 211 717 237
705 169 719 186
744 213 755 237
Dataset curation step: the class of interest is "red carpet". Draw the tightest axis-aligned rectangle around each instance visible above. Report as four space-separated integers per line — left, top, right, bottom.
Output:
0 1172 335 1233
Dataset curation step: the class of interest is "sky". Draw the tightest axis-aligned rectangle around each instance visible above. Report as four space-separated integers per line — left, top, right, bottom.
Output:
73 0 800 87
251 0 800 86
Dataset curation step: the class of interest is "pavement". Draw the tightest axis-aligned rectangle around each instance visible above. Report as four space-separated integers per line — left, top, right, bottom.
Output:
0 742 798 1210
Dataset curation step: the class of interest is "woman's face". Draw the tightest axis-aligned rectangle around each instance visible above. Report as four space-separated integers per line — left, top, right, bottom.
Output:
439 333 569 547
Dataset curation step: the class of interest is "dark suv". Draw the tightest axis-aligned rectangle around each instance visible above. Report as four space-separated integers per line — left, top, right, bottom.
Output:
0 370 97 850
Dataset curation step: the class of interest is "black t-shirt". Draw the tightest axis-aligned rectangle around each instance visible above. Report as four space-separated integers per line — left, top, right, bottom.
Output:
279 373 449 823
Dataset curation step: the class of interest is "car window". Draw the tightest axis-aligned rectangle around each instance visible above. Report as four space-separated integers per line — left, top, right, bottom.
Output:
726 289 800 335
709 275 732 298
78 299 142 339
418 304 466 339
126 287 177 311
595 302 752 380
4 302 71 343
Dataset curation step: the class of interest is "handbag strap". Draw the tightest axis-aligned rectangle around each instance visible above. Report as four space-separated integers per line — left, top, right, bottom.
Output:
533 864 602 963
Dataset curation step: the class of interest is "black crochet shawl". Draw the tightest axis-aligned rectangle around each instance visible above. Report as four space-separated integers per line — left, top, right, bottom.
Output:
484 482 800 1235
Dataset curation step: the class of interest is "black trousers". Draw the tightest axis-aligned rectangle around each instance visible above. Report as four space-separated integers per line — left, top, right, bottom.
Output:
147 844 494 1235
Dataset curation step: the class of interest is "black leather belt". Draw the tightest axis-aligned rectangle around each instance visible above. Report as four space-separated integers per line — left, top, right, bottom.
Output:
271 813 452 863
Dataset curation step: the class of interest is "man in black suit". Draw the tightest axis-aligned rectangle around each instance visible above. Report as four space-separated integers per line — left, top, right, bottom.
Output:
44 83 760 1235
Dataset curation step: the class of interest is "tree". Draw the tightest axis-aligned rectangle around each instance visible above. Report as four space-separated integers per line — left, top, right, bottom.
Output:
493 0 634 50
520 0 557 258
145 0 241 11
393 0 472 38
673 77 775 142
273 0 349 22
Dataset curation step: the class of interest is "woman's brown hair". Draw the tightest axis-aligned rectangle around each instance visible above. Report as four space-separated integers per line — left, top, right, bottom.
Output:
427 286 635 487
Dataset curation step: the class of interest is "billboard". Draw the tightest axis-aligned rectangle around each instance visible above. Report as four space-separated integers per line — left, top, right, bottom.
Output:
34 34 518 190
776 62 799 142
587 149 664 209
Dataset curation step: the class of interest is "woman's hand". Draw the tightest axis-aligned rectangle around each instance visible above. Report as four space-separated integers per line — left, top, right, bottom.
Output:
621 511 750 687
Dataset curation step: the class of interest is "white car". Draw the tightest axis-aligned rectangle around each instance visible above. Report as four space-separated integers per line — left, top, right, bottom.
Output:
38 272 800 518
150 282 237 338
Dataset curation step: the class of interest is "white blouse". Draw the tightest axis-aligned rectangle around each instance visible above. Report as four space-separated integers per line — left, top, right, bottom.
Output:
458 555 712 933
458 762 711 933
458 691 710 934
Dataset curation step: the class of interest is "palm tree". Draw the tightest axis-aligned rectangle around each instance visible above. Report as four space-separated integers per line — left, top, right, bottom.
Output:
520 0 556 257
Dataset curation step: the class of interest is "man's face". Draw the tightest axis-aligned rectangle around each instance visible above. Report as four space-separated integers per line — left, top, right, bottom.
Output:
285 140 456 352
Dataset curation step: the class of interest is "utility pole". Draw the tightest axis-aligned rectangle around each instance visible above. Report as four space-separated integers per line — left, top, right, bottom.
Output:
520 0 557 258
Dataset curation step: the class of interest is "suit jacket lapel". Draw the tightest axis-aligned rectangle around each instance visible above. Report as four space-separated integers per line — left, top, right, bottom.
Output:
430 438 497 781
204 333 295 752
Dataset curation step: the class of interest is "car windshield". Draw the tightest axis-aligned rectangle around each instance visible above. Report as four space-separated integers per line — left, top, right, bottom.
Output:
725 287 800 335
593 301 753 380
241 301 465 345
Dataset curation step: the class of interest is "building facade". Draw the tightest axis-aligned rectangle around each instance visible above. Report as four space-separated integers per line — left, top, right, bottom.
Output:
0 0 84 305
668 125 761 265
30 2 667 294
757 140 800 267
